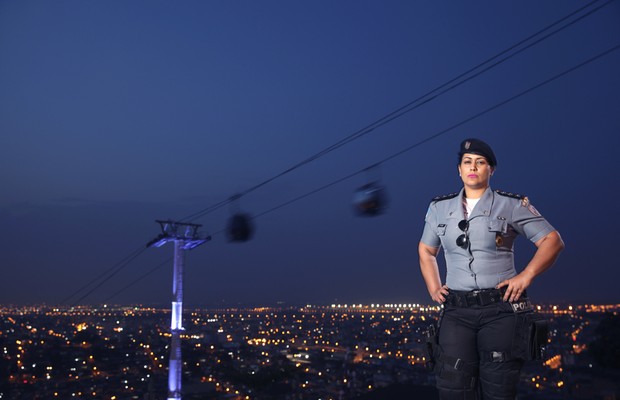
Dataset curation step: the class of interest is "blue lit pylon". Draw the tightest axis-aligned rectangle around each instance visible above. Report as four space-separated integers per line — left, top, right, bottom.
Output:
147 220 210 400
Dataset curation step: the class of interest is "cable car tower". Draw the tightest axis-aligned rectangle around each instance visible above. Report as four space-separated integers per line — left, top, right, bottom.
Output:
146 220 210 400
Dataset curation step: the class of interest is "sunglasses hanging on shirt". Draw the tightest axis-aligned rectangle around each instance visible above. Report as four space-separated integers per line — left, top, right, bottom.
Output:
456 219 469 248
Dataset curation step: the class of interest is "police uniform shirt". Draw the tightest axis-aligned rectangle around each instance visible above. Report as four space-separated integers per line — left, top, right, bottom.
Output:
420 187 556 291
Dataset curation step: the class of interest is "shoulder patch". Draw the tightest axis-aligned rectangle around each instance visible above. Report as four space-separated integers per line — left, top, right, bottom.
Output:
494 189 525 200
432 192 459 202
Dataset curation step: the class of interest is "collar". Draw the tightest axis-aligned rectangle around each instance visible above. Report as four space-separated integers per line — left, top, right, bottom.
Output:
467 187 495 219
445 187 495 220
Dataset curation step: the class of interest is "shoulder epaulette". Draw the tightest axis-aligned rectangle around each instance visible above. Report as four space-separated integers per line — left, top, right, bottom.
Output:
494 189 525 200
431 192 459 202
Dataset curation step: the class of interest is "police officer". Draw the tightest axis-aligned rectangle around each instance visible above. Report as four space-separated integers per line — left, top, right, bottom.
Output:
418 138 564 399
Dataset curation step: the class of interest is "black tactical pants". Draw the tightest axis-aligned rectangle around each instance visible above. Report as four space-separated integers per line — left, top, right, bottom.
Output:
435 302 523 400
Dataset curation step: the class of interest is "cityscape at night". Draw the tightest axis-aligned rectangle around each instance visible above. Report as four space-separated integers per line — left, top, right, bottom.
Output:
2 1 620 399
1 302 619 399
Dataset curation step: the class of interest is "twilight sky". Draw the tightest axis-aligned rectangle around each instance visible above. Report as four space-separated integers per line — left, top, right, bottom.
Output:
1 1 619 307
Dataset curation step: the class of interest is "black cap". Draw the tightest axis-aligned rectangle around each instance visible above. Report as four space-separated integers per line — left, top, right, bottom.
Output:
458 138 497 167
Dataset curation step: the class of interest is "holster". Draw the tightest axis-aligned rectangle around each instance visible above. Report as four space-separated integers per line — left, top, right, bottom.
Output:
514 311 549 361
425 323 439 370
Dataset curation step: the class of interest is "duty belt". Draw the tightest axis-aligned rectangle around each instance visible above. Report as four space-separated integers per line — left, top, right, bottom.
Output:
444 288 528 307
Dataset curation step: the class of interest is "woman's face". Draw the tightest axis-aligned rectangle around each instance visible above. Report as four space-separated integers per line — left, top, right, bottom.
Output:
458 153 494 189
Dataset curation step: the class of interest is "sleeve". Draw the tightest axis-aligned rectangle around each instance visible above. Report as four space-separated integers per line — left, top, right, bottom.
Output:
420 202 441 248
510 198 556 243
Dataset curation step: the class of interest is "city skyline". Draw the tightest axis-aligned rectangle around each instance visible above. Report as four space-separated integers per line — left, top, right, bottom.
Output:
1 1 619 306
1 302 616 399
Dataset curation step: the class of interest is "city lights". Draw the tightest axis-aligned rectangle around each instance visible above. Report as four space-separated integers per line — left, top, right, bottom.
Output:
0 303 616 398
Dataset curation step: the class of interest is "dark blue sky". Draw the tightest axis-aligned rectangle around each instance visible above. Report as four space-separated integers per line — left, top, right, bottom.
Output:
1 1 619 306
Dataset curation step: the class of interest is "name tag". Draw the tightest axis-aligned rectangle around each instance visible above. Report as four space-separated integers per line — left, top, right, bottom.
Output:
511 298 533 313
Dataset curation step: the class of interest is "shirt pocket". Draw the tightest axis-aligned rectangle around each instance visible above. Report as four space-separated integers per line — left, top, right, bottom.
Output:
488 219 508 233
489 218 513 251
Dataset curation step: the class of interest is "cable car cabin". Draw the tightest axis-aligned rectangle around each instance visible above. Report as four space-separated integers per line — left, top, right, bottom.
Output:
227 213 254 242
352 183 387 216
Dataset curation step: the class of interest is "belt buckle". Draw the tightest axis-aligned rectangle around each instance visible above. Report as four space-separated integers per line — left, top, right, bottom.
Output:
465 291 478 306
473 290 495 306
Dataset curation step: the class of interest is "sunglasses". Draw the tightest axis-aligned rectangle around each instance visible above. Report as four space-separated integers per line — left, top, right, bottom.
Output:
456 219 469 248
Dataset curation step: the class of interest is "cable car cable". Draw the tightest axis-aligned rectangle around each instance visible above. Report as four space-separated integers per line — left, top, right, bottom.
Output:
377 43 620 166
69 2 614 304
222 43 620 226
313 0 614 156
69 247 148 307
285 0 612 166
60 245 146 305
102 257 172 303
93 43 620 303
177 0 611 224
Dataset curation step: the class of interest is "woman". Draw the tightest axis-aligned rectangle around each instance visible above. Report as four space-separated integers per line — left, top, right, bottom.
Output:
418 138 564 400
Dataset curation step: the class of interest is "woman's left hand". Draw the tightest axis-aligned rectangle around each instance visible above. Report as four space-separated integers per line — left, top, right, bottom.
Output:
498 231 565 302
496 271 534 302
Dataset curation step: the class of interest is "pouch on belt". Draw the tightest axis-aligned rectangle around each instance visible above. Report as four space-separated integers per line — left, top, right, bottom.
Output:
514 311 549 361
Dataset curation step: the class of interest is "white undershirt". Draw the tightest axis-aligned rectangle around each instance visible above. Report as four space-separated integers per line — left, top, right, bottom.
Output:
464 197 480 218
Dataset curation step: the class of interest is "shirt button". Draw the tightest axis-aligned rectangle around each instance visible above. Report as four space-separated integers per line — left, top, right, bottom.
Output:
471 274 475 277
469 257 474 261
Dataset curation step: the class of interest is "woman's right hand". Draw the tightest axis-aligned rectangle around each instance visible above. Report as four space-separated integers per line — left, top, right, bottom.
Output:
431 285 450 304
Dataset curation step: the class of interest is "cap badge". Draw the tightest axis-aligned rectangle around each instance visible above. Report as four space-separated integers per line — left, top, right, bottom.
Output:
464 141 471 150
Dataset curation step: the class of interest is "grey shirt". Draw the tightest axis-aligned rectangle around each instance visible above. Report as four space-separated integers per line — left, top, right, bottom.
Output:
420 187 556 291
